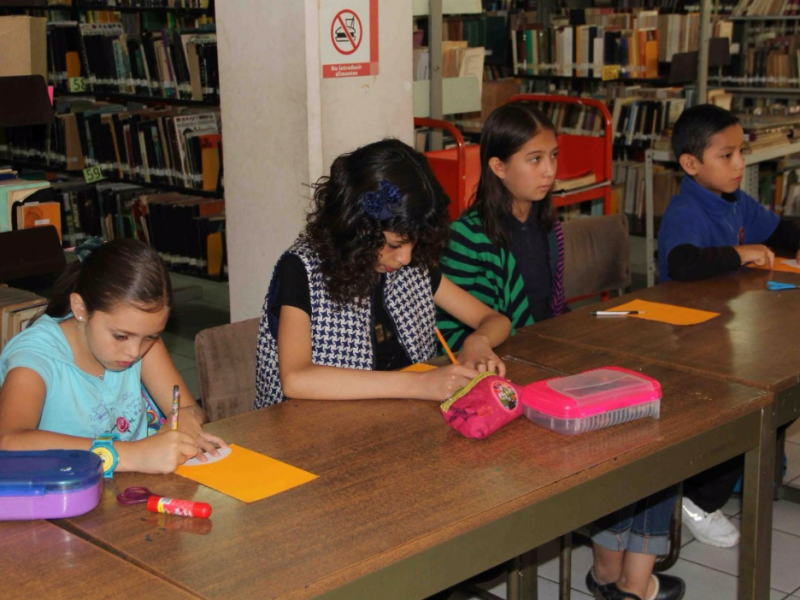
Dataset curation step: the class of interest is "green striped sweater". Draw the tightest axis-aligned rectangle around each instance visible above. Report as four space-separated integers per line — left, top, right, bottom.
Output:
437 211 565 351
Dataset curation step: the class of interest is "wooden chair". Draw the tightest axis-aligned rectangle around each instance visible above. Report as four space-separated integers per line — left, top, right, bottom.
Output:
0 226 66 286
194 318 259 422
561 214 631 302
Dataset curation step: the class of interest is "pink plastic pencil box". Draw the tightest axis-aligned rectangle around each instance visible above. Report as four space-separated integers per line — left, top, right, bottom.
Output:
0 450 103 520
520 367 661 435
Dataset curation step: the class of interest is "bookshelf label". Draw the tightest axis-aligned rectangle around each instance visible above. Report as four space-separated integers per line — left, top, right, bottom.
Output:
83 166 106 184
69 77 88 93
601 65 620 81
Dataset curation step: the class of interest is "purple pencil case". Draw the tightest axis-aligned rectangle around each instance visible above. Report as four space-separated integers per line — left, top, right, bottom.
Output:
0 450 103 520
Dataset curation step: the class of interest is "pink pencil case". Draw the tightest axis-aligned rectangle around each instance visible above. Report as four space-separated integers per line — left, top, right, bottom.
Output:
521 367 661 435
0 450 103 520
440 372 523 439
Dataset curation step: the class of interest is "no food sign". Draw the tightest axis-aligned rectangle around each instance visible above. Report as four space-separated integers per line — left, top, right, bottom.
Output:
321 0 378 78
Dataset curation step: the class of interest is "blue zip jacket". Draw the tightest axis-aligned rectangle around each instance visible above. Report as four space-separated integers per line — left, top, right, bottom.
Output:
658 175 779 282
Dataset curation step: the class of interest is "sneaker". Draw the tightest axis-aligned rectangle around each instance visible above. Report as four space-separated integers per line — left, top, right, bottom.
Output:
681 497 740 547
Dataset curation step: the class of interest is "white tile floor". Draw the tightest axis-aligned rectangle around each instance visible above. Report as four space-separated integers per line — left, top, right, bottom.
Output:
164 238 800 600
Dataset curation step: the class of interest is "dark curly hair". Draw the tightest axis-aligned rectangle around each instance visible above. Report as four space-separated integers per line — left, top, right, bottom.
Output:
305 138 450 306
470 101 557 247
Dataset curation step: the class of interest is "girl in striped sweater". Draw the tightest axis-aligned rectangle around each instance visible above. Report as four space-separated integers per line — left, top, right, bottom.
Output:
437 102 567 352
437 103 685 600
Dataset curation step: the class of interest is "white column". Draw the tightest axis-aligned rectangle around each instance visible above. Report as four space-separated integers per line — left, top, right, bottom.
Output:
217 0 413 322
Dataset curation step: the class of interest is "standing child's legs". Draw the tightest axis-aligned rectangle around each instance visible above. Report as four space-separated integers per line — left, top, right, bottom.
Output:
588 485 683 600
682 456 741 548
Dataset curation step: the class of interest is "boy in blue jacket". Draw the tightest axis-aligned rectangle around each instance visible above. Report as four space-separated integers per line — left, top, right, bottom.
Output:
658 104 800 283
658 104 800 549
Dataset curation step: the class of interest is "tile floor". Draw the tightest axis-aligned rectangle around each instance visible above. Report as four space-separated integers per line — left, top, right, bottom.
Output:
164 236 800 600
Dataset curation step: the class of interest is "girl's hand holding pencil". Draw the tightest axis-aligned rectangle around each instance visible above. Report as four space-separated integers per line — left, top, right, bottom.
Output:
160 384 228 462
452 332 506 378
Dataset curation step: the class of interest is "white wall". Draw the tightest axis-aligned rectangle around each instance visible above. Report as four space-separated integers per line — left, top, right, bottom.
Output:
217 0 413 322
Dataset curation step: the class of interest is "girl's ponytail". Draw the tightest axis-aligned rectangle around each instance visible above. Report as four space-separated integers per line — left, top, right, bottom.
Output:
45 261 83 318
44 238 171 318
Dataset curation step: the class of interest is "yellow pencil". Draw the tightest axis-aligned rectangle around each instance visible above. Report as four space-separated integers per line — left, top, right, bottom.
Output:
171 385 180 430
435 327 458 365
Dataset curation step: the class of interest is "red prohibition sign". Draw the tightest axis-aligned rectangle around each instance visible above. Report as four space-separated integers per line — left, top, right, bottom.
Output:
331 9 362 55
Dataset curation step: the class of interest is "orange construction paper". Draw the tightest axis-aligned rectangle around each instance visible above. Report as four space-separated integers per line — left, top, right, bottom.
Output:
401 363 437 372
747 261 800 274
175 444 317 503
605 299 719 326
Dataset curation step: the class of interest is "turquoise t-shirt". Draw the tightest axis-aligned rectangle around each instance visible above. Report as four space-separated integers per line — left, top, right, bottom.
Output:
0 314 148 441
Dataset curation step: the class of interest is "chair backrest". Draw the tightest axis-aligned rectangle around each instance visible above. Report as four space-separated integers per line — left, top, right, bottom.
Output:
561 214 631 300
195 318 259 422
0 226 66 283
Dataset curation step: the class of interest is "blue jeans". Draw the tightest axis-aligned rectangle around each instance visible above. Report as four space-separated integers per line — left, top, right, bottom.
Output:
590 485 679 556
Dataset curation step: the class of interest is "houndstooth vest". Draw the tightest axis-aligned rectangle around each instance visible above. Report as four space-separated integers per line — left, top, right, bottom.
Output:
254 237 437 408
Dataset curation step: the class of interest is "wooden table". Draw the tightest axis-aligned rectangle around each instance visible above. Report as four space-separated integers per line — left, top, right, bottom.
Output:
52 347 773 600
516 267 800 500
0 520 195 600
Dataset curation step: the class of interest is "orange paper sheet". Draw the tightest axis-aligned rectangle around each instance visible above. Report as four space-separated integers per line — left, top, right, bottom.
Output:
605 299 719 326
747 261 800 274
401 363 437 372
175 444 317 503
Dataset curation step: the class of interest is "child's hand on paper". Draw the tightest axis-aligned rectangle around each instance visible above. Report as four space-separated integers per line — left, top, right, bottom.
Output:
172 404 228 461
417 364 479 401
121 430 199 474
736 244 774 269
458 334 507 377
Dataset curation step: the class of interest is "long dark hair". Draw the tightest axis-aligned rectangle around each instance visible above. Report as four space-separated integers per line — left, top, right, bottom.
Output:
46 238 172 317
305 138 450 306
469 101 557 247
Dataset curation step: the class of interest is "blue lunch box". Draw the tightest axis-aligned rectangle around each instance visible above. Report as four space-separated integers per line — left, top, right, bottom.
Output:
0 450 104 520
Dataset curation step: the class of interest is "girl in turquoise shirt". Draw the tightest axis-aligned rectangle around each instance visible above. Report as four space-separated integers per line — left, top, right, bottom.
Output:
0 238 226 474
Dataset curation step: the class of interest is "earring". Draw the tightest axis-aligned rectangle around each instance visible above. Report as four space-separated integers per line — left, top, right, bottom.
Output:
77 315 83 321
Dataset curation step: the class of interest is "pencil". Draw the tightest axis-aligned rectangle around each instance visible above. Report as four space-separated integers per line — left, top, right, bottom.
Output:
435 327 458 365
171 385 180 430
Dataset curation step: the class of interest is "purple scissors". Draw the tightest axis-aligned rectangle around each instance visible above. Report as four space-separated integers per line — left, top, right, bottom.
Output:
117 486 158 505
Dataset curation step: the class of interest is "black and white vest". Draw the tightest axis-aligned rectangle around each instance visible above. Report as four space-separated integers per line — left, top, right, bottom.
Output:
254 237 437 408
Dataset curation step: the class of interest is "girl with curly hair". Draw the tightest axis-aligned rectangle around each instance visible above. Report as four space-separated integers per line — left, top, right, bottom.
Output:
254 138 510 407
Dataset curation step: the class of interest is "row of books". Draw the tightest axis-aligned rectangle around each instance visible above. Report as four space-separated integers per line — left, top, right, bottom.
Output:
610 96 687 157
47 20 219 102
0 102 222 192
47 1 212 8
732 0 800 16
0 174 57 237
28 177 226 276
512 24 663 80
562 7 701 65
0 286 47 353
740 35 800 88
611 160 681 224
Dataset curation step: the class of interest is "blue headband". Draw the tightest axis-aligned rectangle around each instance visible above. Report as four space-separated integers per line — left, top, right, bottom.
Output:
362 180 401 220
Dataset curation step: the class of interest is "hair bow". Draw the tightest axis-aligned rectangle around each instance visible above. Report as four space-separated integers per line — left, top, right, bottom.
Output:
362 180 402 220
74 237 105 263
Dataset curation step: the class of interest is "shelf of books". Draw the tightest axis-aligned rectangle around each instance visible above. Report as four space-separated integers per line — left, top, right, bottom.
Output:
412 1 488 122
0 1 213 13
0 2 226 280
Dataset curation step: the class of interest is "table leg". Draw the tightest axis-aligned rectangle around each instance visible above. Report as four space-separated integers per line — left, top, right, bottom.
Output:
739 405 776 600
559 533 572 600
